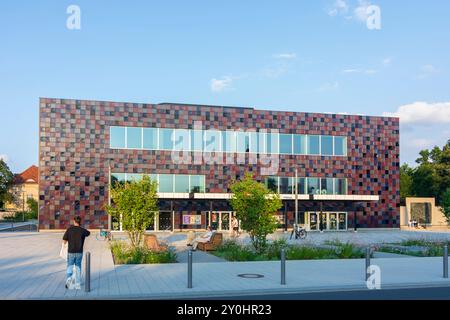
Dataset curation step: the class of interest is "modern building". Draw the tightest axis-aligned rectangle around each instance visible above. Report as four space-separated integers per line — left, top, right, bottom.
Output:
38 98 400 231
5 165 39 212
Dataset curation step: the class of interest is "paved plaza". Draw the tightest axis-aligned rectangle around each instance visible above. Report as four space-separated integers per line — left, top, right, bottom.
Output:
0 230 449 299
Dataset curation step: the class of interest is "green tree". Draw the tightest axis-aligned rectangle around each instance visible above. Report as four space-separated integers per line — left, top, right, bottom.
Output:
400 163 413 202
26 198 38 219
229 172 282 253
106 175 158 248
441 188 450 224
411 140 450 206
0 159 14 209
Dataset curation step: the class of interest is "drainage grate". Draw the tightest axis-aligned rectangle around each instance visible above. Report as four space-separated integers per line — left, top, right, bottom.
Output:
237 273 264 279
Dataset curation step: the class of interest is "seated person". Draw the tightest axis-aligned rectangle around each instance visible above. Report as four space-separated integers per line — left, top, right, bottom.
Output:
191 226 215 251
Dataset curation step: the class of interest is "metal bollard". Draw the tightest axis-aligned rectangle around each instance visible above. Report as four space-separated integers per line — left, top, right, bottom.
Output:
188 249 193 288
444 245 448 279
85 252 91 292
281 248 286 285
365 247 371 281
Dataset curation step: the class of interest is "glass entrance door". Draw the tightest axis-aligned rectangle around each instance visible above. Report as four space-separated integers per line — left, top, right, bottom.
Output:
158 211 172 231
338 213 347 230
309 213 318 231
329 213 337 230
307 212 347 231
208 211 232 231
221 212 230 231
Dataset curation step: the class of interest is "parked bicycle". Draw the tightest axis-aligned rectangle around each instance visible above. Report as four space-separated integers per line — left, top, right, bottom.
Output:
96 228 113 241
290 224 307 240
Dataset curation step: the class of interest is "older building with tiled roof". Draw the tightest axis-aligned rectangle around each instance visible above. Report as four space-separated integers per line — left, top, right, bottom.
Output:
6 165 39 212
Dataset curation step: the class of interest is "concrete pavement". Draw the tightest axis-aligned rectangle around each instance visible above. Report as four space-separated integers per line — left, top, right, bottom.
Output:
1 231 450 300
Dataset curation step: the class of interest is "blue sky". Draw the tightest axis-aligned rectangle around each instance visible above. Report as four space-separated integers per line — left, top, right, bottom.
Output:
1 0 450 173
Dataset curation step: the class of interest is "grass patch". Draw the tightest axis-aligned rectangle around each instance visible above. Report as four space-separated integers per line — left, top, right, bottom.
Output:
377 239 450 257
110 241 177 264
212 239 365 261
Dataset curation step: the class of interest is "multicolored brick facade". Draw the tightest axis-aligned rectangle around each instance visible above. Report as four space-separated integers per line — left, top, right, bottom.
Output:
38 98 400 230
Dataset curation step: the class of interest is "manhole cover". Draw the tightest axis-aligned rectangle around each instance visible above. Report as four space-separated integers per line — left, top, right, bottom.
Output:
237 273 264 279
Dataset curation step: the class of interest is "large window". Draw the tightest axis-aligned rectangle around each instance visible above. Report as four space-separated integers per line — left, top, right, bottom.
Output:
159 129 174 150
205 130 221 152
297 177 306 194
222 131 236 153
143 128 158 150
126 127 142 149
320 178 334 194
279 177 294 194
263 176 349 195
334 178 347 195
249 132 258 153
308 135 320 155
266 133 279 154
173 129 190 151
321 136 333 156
110 127 126 148
174 175 190 193
236 131 250 153
191 130 203 151
334 136 347 156
294 135 307 155
111 173 206 194
307 177 320 194
279 134 293 154
110 126 348 157
265 176 278 192
158 174 174 192
190 175 205 193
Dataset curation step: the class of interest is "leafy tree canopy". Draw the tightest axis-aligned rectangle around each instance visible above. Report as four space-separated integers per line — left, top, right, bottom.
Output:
401 139 450 206
0 160 14 207
229 172 282 253
105 175 159 248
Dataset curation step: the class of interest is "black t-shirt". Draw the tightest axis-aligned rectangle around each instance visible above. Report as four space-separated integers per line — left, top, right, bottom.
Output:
63 226 91 253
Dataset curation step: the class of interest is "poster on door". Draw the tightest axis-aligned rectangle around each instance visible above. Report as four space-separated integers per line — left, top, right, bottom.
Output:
182 215 202 225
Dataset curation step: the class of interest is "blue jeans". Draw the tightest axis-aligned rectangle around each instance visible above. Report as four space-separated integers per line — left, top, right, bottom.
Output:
67 253 83 283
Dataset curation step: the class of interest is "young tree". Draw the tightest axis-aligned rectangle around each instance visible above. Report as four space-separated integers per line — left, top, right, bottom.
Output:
0 159 14 209
442 188 450 224
400 163 413 202
105 175 158 248
229 172 282 253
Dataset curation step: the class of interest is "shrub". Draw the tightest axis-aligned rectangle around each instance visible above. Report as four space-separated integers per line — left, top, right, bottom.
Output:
286 246 337 260
110 241 177 264
214 240 257 261
337 243 364 259
265 239 289 260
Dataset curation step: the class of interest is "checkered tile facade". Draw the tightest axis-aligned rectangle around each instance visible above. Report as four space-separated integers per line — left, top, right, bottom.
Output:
38 98 400 229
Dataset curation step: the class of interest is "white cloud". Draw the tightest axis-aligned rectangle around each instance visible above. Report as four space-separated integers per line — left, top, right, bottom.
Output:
273 53 297 59
327 0 349 17
342 68 378 75
415 64 439 79
407 138 434 149
210 76 234 93
317 81 339 92
353 0 372 22
383 101 450 125
382 57 392 66
0 154 8 162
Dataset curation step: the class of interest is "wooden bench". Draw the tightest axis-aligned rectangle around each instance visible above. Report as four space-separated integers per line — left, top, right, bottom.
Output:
144 234 169 252
197 232 223 251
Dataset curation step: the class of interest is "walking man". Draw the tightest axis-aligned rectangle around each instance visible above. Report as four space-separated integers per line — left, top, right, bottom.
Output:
62 215 90 289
